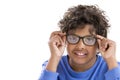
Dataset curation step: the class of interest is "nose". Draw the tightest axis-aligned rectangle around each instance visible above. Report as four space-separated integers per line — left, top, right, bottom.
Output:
75 39 85 49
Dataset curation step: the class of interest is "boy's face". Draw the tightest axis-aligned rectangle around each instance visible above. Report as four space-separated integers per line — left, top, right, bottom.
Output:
66 24 98 71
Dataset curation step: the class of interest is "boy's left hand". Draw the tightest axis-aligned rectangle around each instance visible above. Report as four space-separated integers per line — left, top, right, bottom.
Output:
96 35 118 69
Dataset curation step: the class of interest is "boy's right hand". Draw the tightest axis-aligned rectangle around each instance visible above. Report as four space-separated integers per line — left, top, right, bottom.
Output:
48 31 66 60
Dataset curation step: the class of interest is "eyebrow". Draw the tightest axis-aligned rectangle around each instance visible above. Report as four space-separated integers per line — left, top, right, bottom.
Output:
67 33 95 37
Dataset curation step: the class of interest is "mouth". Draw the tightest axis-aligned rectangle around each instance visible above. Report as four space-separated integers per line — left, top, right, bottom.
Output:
74 51 88 57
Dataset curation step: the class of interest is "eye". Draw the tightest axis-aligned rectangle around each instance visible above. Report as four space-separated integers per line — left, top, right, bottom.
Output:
67 34 79 44
84 36 96 45
86 37 95 41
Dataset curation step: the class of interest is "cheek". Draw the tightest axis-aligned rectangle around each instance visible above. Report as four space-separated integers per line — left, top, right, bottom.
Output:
66 44 75 54
87 46 97 55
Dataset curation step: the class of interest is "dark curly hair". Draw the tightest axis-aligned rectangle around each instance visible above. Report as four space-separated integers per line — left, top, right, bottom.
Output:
58 4 110 37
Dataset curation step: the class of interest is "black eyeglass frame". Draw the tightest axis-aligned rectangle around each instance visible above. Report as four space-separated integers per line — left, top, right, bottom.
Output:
66 34 98 46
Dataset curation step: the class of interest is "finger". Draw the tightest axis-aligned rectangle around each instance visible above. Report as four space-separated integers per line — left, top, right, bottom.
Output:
52 35 61 46
63 36 66 43
54 35 65 47
61 35 66 47
102 38 109 50
97 39 105 55
50 31 66 39
96 35 106 51
96 35 105 48
97 39 102 50
96 35 105 40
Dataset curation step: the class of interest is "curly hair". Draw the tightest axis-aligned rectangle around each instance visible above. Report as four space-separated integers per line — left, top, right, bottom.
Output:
58 4 110 37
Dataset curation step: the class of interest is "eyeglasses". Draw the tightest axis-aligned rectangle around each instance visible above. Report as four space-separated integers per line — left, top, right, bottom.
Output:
66 34 97 46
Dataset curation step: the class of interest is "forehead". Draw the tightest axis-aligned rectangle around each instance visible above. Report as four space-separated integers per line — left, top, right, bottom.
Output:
68 24 96 36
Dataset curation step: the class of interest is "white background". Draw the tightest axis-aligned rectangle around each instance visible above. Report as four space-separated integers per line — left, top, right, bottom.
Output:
0 0 120 80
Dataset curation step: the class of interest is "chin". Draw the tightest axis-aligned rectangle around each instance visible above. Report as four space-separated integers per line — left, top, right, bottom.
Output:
72 58 89 65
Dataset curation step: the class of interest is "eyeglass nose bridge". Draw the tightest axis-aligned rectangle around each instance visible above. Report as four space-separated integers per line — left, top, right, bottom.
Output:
76 36 86 44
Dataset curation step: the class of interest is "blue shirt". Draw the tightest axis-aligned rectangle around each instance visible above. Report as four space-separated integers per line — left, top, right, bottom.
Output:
39 55 120 80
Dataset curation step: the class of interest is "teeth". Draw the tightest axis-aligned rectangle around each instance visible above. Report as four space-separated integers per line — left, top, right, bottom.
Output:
76 53 85 56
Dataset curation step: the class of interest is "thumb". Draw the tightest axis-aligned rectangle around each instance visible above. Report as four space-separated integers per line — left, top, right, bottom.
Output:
97 38 104 55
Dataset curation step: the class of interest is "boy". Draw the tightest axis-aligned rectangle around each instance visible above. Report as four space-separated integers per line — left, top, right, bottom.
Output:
39 4 120 80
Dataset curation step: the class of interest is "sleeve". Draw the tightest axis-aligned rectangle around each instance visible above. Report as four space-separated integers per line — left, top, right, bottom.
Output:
38 61 59 80
105 62 120 80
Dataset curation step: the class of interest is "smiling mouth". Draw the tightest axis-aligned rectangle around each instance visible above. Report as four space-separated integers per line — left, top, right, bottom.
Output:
74 51 88 57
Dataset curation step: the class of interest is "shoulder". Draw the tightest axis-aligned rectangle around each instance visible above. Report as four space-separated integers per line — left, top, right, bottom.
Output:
41 55 68 67
118 62 120 66
41 60 48 70
97 55 120 64
97 55 120 68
